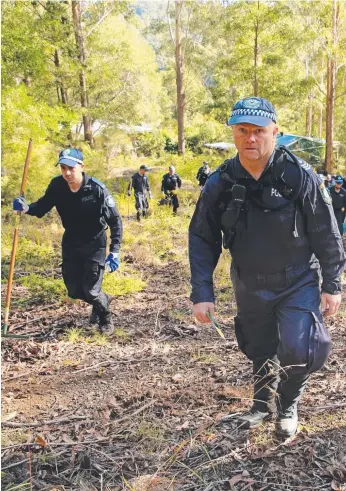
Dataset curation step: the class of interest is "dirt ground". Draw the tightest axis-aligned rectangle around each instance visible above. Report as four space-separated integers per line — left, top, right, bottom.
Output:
1 261 346 491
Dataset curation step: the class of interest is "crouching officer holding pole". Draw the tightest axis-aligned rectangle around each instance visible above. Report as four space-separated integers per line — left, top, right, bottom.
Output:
127 164 152 221
189 97 345 439
13 148 123 335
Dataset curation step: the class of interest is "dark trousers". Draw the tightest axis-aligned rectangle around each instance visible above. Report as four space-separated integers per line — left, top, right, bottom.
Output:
62 232 106 305
165 191 179 212
231 263 331 377
135 193 148 212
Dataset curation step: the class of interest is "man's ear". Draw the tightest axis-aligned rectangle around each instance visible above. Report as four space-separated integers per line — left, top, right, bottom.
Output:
273 125 279 138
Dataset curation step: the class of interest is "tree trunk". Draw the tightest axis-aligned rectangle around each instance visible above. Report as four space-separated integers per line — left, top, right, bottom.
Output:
54 49 68 105
71 0 93 147
175 0 185 155
253 1 259 96
325 0 338 173
306 94 313 137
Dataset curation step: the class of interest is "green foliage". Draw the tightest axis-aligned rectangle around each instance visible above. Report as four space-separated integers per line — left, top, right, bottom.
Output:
18 274 66 302
102 271 146 297
134 131 166 157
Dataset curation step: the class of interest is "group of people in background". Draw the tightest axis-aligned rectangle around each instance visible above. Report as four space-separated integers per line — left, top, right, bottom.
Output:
127 164 182 220
318 172 346 236
128 161 346 236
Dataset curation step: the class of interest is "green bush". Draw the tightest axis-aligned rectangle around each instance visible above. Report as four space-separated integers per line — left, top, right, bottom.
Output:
18 273 66 302
103 271 146 296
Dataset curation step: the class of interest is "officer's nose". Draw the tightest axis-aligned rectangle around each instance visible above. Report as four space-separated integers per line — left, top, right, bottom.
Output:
246 132 256 142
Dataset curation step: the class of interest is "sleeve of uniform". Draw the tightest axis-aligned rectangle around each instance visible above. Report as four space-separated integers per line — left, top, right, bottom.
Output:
146 177 151 192
302 172 345 294
177 175 182 188
189 172 223 304
102 187 123 253
26 180 56 218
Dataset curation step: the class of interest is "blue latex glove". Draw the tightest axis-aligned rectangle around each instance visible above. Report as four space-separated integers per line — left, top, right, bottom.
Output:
13 196 29 213
105 252 120 273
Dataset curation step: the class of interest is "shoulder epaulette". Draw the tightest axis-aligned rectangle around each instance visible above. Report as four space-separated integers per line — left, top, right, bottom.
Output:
91 177 106 189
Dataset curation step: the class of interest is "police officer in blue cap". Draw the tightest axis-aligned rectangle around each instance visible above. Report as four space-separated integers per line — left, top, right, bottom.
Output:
13 148 123 335
127 164 152 221
189 97 345 439
329 175 346 236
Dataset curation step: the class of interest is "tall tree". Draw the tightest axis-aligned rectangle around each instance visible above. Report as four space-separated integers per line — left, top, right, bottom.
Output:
71 0 93 147
175 0 185 154
325 0 339 172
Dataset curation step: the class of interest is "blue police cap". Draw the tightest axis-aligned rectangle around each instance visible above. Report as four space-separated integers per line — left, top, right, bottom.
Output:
228 97 277 127
57 148 84 167
335 175 343 184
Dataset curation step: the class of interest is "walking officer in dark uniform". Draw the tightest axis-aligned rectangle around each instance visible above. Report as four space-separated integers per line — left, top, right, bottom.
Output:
127 164 152 221
189 97 345 439
329 175 346 236
161 165 182 215
13 148 123 335
196 161 211 189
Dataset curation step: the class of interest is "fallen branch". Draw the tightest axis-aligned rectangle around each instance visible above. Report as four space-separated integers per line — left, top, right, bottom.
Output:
106 400 155 426
72 356 153 374
1 415 89 428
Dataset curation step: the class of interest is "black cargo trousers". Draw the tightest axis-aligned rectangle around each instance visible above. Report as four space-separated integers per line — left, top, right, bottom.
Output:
230 262 331 412
62 232 106 305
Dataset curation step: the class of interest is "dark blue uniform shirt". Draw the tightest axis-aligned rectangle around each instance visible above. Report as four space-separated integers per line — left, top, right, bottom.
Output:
189 152 345 303
128 173 151 194
26 173 122 253
161 173 182 193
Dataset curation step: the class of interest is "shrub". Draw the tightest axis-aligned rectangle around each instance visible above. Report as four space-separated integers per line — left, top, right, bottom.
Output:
18 273 66 302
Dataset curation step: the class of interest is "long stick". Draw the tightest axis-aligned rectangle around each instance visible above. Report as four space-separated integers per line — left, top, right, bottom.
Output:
3 139 33 335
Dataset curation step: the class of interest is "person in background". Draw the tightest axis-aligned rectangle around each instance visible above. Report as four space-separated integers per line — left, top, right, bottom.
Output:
128 164 152 221
196 161 211 188
13 148 122 335
329 175 346 236
161 165 182 215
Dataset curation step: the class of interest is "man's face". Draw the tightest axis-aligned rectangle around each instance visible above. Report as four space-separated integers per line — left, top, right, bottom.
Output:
169 169 174 176
139 169 146 176
335 183 342 190
232 122 278 162
60 163 84 184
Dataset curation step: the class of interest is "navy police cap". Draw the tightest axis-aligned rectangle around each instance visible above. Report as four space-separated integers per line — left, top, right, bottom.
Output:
57 148 84 167
335 175 343 184
228 97 277 127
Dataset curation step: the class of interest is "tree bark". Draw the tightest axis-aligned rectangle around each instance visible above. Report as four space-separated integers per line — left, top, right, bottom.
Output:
325 0 338 173
253 1 259 96
175 0 185 155
71 0 93 147
54 49 68 105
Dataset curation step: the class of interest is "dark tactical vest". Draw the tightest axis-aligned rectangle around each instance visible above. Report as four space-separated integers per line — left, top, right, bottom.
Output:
219 146 312 272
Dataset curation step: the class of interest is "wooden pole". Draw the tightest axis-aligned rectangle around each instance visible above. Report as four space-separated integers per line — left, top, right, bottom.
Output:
3 139 33 335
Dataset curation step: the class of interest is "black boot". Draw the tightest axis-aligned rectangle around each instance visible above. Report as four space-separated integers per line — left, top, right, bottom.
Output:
136 211 141 222
92 293 115 335
237 357 279 429
275 373 309 439
89 305 100 326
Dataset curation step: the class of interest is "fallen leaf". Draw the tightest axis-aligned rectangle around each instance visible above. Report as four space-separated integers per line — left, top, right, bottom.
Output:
35 434 47 447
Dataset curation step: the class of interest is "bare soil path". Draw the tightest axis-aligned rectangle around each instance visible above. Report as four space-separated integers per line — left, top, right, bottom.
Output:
2 263 346 491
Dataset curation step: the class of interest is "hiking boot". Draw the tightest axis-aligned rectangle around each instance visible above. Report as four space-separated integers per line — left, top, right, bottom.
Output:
275 372 308 440
89 305 100 326
237 357 279 429
136 211 141 222
276 405 298 439
100 314 115 335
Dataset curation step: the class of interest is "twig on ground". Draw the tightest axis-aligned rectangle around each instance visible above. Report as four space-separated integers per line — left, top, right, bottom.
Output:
1 415 90 428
